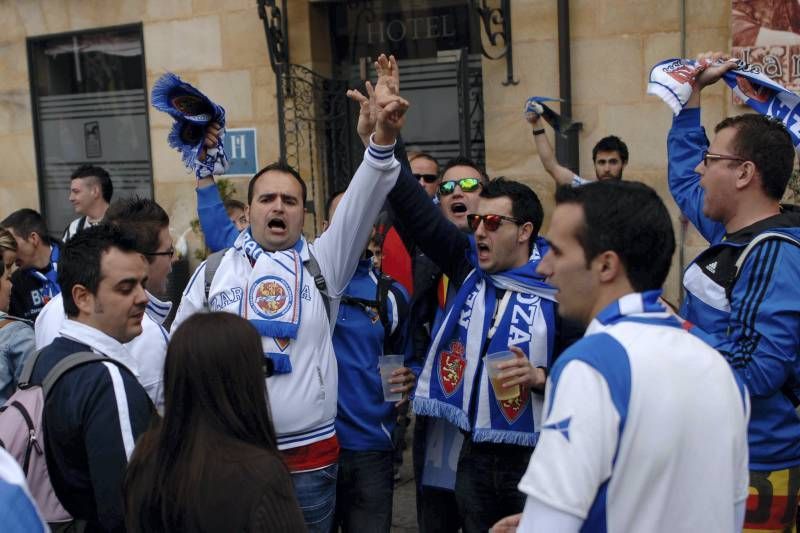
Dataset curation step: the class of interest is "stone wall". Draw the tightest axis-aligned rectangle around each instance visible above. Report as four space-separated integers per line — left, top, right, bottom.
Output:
482 0 734 304
0 1 746 302
0 0 280 263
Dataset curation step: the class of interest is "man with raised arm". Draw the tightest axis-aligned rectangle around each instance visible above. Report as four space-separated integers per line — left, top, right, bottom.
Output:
171 68 408 533
667 52 800 531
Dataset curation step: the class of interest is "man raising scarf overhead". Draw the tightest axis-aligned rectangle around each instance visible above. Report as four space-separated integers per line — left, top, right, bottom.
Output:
361 55 572 533
170 60 410 533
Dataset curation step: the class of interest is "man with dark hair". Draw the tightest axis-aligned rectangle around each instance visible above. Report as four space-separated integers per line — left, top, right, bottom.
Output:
173 86 409 532
224 198 248 231
492 181 749 532
29 225 153 532
408 151 441 198
35 197 175 410
63 164 113 242
667 52 800 531
384 143 562 530
525 108 628 186
1 209 60 321
324 191 413 533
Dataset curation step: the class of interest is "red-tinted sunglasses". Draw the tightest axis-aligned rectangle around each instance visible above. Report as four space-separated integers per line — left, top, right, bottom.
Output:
467 213 522 232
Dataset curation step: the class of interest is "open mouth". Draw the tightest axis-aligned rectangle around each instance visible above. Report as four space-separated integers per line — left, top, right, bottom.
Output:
267 218 287 230
450 202 467 214
476 241 490 259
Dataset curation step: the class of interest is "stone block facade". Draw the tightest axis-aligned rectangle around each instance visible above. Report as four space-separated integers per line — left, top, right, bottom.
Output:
0 1 741 301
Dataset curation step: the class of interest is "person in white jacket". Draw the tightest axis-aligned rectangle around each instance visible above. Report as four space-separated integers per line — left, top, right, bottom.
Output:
170 80 409 532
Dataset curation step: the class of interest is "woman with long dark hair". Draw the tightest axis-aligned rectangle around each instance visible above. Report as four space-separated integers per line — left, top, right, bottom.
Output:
124 312 305 532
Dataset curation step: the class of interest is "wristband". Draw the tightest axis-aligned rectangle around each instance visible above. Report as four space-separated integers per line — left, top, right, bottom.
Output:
532 128 546 136
530 365 549 395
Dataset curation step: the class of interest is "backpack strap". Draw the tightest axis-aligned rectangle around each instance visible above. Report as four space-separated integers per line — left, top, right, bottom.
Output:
729 232 800 406
732 232 800 287
204 248 229 303
17 349 44 388
203 246 332 322
41 351 110 399
377 273 394 333
304 248 332 323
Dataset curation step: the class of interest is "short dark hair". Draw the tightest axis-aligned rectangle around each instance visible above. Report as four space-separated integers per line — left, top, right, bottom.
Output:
441 155 489 184
71 165 113 203
592 136 629 164
59 224 139 318
325 190 346 220
480 177 544 253
247 161 307 205
104 197 170 264
715 114 795 200
223 199 246 215
408 151 439 170
554 181 675 292
1 209 53 245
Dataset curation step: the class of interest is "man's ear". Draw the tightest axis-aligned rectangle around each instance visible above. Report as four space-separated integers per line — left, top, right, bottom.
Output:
71 284 94 316
736 161 757 191
518 222 534 246
322 220 330 232
594 250 624 284
28 232 41 247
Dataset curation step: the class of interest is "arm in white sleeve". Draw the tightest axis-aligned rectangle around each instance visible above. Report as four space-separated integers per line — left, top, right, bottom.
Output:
311 136 400 297
734 499 745 532
169 261 209 333
517 360 620 520
516 495 583 533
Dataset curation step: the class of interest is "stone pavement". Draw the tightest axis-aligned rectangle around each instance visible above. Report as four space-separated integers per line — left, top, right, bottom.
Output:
391 415 419 533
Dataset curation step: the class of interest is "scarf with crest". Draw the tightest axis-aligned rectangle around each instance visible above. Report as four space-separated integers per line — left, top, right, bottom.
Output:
413 238 557 446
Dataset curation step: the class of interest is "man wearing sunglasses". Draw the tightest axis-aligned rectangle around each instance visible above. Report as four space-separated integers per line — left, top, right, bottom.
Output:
386 158 565 530
437 156 488 231
668 52 800 531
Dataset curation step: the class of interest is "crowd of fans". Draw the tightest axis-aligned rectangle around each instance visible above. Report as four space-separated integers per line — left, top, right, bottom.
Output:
0 51 798 533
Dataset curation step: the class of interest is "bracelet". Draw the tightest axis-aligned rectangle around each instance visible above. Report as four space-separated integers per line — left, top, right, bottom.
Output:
532 128 546 136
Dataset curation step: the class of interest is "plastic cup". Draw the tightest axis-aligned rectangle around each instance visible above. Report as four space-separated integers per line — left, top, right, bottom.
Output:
484 351 520 401
379 354 404 402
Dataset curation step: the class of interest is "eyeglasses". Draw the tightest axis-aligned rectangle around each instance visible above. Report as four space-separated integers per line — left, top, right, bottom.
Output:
466 214 522 232
144 247 175 257
438 178 482 196
702 151 747 167
414 173 439 184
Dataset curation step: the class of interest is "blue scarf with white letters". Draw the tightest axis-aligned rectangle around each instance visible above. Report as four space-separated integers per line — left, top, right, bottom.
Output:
413 237 557 446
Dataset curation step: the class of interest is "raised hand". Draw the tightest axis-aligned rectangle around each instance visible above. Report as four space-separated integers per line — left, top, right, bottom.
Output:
346 81 378 147
694 51 738 91
374 54 400 108
374 96 410 146
198 121 222 160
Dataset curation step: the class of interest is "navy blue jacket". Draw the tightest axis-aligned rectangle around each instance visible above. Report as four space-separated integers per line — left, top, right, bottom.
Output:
31 337 153 532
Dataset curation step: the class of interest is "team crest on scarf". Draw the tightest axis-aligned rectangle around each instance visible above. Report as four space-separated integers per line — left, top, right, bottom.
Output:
437 341 466 397
275 337 290 351
498 388 530 425
249 276 293 319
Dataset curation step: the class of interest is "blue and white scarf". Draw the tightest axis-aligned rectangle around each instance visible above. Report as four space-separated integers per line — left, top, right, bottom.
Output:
413 237 557 447
151 72 230 178
27 243 60 303
231 229 304 373
648 57 800 150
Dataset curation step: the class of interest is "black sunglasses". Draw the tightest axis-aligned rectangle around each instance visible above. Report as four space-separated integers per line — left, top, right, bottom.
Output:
467 214 522 232
414 173 439 184
438 178 482 196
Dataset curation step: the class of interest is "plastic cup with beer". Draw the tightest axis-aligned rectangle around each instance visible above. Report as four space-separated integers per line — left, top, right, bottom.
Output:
484 350 521 401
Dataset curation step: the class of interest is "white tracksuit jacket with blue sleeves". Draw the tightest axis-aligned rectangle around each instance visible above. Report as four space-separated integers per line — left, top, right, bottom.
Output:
172 139 400 450
518 291 750 533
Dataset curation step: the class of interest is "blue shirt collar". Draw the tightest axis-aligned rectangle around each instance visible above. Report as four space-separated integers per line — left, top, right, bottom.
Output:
586 290 675 335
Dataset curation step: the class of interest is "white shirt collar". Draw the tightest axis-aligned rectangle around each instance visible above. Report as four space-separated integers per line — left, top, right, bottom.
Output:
58 319 139 376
